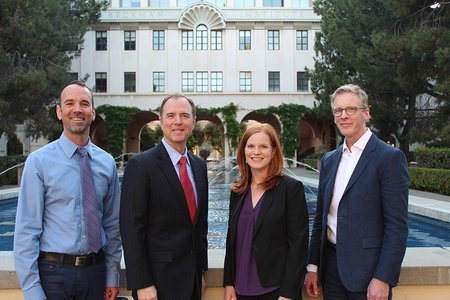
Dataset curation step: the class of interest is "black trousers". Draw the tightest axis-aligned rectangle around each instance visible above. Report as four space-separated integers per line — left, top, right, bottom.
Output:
323 242 392 300
236 288 280 300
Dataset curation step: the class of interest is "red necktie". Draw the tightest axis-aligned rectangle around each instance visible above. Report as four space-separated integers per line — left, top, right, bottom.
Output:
179 156 197 223
79 147 102 252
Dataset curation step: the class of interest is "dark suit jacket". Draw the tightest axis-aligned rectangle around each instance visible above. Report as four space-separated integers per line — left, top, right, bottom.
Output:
223 175 309 300
307 134 409 292
120 144 208 300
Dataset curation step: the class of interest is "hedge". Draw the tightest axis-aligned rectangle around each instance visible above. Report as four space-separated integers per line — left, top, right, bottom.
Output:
414 147 450 169
409 167 450 196
0 155 27 186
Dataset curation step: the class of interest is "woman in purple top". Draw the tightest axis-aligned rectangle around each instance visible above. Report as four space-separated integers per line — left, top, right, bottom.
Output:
223 123 309 300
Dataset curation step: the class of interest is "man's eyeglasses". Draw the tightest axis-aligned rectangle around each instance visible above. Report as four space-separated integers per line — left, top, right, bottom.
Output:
332 106 368 117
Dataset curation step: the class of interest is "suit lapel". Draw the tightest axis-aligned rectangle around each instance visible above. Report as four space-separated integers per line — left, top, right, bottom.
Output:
323 146 343 210
188 152 204 225
253 183 277 238
343 134 378 195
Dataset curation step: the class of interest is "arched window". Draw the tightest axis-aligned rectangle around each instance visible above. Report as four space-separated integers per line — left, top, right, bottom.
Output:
196 24 208 50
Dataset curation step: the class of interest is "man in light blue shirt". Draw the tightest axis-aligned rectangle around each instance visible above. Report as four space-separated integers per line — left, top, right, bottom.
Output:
14 81 122 300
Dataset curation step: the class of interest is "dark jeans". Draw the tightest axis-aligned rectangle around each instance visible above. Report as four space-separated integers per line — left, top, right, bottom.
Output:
323 244 392 300
236 288 280 300
39 260 106 300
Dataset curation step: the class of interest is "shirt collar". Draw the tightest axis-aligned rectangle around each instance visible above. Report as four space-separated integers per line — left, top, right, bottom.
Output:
59 133 93 159
162 138 190 167
343 128 372 153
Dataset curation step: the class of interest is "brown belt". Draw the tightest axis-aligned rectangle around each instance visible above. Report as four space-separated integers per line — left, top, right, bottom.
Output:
39 250 104 267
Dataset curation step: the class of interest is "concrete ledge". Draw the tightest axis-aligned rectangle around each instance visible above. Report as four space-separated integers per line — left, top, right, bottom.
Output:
409 196 450 223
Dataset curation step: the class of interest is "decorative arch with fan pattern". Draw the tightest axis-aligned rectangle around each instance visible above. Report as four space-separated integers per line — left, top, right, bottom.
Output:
178 3 226 30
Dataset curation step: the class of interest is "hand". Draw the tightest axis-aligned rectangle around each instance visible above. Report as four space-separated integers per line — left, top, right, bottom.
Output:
223 285 237 300
278 297 291 300
104 286 119 299
367 278 389 300
304 271 321 297
137 285 158 300
201 274 206 295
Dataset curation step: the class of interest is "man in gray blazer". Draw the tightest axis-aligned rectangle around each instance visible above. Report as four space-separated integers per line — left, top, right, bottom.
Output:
120 94 208 300
305 84 409 300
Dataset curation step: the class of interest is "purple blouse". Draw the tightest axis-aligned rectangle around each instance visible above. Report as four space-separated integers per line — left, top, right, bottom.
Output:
234 189 279 295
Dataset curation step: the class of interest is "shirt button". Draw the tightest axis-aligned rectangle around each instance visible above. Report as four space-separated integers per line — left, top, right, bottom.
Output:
83 235 86 239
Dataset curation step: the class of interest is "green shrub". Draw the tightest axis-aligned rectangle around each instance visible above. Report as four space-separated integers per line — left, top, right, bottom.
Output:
0 155 27 185
409 167 450 196
414 147 450 169
303 158 318 171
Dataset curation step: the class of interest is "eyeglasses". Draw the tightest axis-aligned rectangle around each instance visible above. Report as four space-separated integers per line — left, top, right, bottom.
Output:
332 106 367 117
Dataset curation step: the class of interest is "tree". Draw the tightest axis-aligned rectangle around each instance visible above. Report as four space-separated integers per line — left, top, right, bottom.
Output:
307 0 450 159
0 0 108 138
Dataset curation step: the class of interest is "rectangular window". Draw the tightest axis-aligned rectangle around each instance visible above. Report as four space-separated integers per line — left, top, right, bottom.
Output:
297 72 309 92
263 0 283 7
153 72 165 92
234 0 255 7
149 0 169 7
211 71 223 92
121 0 141 7
153 30 165 50
291 0 310 7
210 30 223 50
124 31 136 50
268 72 280 92
239 30 251 50
268 30 280 50
196 72 208 92
95 72 107 93
182 30 194 50
239 71 252 92
182 71 194 92
96 31 107 51
296 30 308 50
124 72 136 92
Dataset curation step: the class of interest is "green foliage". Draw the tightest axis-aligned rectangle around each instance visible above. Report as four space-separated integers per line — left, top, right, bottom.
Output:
309 0 450 154
0 155 26 185
409 167 450 196
414 147 450 169
0 0 108 138
96 105 141 158
221 103 242 155
258 103 311 159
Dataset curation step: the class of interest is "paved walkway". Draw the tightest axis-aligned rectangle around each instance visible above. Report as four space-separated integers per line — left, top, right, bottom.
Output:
1 167 450 222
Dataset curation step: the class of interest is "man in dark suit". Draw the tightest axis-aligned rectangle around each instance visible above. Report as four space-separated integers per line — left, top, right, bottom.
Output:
304 84 409 300
120 94 208 300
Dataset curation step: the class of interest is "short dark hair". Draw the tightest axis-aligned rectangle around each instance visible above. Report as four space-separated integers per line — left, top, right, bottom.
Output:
160 93 196 119
58 80 94 107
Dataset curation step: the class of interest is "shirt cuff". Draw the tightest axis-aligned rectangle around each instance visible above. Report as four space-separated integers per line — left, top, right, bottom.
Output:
23 284 46 300
306 264 318 273
106 270 120 287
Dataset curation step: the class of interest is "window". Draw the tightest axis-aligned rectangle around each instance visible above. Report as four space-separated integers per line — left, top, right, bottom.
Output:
153 72 165 92
153 30 165 50
96 31 107 51
263 0 283 7
239 30 251 50
211 72 223 92
121 0 140 7
196 72 208 92
268 72 280 92
291 0 310 8
68 72 78 82
149 0 169 7
296 30 308 50
124 31 136 50
239 71 252 92
210 30 223 50
234 0 254 7
95 72 107 93
177 0 197 6
297 72 309 91
124 72 136 92
268 30 280 50
196 25 208 50
182 72 194 92
182 30 193 50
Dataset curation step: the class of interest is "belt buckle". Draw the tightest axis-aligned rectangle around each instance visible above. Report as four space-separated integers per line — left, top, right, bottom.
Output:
75 256 87 267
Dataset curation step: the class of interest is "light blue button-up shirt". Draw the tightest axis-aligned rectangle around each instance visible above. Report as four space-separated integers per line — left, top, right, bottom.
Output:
14 133 122 300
